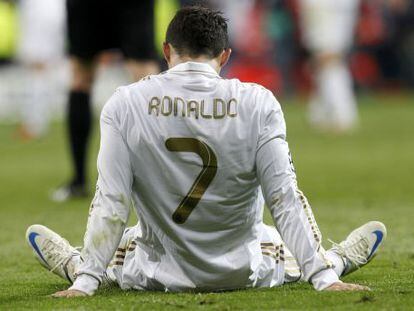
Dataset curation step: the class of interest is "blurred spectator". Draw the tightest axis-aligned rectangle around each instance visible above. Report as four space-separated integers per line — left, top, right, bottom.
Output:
16 0 67 140
265 0 297 95
216 0 283 92
298 0 360 133
381 0 414 87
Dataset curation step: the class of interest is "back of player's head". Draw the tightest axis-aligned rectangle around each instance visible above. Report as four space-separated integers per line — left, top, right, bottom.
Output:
166 6 229 59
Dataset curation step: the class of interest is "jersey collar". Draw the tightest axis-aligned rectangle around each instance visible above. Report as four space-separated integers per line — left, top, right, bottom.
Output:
168 62 220 76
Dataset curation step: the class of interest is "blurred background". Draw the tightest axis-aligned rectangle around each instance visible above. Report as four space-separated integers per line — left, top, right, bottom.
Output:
0 0 413 131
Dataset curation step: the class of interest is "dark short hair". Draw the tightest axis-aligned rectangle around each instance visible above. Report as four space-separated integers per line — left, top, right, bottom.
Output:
165 6 229 58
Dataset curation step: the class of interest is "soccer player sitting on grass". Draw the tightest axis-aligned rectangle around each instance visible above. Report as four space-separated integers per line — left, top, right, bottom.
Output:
26 6 386 297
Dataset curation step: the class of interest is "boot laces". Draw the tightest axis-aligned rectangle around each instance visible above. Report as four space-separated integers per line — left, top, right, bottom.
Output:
329 234 369 267
43 238 80 273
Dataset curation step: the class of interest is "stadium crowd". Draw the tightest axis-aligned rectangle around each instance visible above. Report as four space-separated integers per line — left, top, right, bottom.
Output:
1 0 413 123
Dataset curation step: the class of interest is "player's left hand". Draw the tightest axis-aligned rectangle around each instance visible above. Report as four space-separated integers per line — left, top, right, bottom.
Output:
324 282 370 291
51 289 88 298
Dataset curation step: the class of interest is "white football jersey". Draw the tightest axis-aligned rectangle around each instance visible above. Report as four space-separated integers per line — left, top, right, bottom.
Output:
71 62 337 294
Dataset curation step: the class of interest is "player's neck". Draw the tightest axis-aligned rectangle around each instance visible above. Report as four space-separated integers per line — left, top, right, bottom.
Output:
168 56 221 74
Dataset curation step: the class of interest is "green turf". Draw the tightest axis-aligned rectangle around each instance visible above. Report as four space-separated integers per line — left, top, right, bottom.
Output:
1 93 413 310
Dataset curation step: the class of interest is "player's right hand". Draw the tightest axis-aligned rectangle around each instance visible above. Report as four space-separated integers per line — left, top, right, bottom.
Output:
51 289 88 298
324 282 371 291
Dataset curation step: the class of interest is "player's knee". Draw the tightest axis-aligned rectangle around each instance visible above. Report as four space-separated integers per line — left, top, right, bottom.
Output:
70 57 94 92
314 53 344 69
125 59 159 81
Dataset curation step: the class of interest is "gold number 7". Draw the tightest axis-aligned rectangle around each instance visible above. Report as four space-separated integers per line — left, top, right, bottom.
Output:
165 138 218 224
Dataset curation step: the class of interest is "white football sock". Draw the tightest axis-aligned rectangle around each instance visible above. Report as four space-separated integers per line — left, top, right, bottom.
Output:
316 61 358 129
308 94 328 127
326 249 345 277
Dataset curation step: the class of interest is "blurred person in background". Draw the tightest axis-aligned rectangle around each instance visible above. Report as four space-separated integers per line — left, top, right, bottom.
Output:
265 0 297 96
214 0 284 92
382 0 414 87
52 0 160 202
16 0 67 140
299 0 360 133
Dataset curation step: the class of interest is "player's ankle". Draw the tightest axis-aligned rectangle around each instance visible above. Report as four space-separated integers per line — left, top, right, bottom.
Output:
325 250 346 277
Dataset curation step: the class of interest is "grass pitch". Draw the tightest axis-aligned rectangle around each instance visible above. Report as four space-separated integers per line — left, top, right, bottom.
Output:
0 94 413 310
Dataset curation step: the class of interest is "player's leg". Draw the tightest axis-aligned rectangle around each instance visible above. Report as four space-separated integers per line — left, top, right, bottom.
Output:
18 63 51 139
256 224 302 287
280 221 387 284
52 0 106 201
125 60 159 82
313 54 358 132
25 224 82 283
103 226 139 287
67 56 94 188
25 224 137 288
51 57 94 202
327 221 387 276
120 0 159 82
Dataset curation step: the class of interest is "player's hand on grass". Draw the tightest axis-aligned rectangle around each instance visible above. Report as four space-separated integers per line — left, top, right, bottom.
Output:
51 289 88 298
325 282 370 291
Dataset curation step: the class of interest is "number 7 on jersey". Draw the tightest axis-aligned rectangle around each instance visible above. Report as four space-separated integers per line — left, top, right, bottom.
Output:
165 138 218 224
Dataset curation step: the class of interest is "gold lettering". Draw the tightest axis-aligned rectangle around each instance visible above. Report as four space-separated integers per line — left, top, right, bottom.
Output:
161 96 173 116
200 100 212 119
187 100 200 119
174 97 186 117
227 98 238 118
213 98 226 119
148 97 160 116
151 96 239 119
